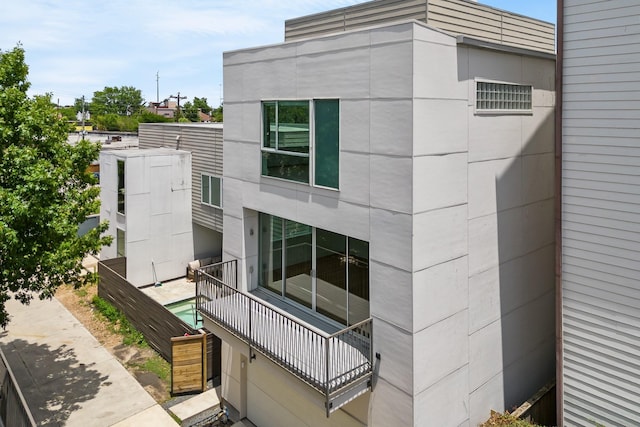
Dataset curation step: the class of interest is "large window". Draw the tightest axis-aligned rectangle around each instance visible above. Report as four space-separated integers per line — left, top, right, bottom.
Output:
117 160 125 214
262 100 339 189
201 174 222 208
476 80 532 112
259 213 369 326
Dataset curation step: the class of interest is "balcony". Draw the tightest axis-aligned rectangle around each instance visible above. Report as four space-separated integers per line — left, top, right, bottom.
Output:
196 260 373 416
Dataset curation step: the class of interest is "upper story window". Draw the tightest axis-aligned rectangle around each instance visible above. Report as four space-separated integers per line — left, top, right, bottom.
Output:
117 160 125 214
476 80 532 113
201 174 222 208
261 100 339 189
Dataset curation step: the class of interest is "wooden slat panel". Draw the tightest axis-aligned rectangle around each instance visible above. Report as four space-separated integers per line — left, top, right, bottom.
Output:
171 335 206 394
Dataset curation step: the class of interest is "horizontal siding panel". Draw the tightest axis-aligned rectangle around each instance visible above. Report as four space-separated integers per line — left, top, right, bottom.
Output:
564 267 640 300
564 152 640 167
564 282 640 321
563 117 640 129
563 246 640 279
564 71 640 86
564 42 640 59
565 1 640 22
563 378 640 426
562 187 640 212
563 91 640 104
563 145 640 161
563 24 640 45
563 203 640 226
563 126 640 139
563 194 640 215
563 252 640 284
563 107 640 120
564 52 640 69
565 61 640 76
564 168 640 187
285 0 554 53
564 177 640 196
564 226 640 254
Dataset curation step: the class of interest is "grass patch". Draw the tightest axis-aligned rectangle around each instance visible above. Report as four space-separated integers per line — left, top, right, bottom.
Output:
140 354 171 384
91 295 147 347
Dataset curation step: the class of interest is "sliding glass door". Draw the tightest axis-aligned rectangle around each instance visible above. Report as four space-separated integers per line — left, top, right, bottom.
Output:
259 213 369 326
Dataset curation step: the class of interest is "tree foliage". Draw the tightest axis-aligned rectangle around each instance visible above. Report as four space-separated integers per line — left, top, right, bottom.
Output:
182 97 214 122
90 86 144 116
0 46 111 327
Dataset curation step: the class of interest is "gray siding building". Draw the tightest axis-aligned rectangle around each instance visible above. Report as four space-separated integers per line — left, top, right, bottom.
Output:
561 1 640 425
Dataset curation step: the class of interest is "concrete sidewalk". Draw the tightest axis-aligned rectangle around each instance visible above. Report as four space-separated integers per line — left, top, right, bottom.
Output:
0 296 177 426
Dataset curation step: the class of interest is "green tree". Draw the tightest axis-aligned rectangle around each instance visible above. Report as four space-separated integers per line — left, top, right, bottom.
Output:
90 86 144 116
212 105 223 122
182 101 199 122
182 97 213 122
56 106 77 122
0 46 111 327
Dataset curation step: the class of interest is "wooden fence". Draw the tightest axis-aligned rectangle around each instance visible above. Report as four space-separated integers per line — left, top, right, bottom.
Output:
98 258 220 383
513 380 556 426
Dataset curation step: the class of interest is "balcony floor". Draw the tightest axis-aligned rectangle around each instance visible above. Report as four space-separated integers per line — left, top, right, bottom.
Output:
249 287 343 335
199 291 370 392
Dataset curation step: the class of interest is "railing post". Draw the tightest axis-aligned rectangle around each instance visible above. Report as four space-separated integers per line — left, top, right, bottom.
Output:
248 298 253 348
325 337 330 417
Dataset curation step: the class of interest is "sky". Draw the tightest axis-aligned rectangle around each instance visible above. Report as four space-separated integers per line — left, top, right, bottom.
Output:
0 0 556 108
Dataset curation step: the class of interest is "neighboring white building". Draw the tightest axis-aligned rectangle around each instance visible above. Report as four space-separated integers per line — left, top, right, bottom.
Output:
100 148 194 287
138 123 224 262
198 1 557 426
560 1 640 425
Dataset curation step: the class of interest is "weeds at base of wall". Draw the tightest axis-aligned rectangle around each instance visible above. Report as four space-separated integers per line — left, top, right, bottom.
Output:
91 295 147 347
480 410 546 427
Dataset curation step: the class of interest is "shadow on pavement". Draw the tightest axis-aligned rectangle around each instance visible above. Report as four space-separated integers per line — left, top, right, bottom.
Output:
0 337 110 426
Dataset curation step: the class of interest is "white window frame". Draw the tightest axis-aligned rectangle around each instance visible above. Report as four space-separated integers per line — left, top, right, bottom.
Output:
201 173 222 208
474 78 533 115
260 99 340 191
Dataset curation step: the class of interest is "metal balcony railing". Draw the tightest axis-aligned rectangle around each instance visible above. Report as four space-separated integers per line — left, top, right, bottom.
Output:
196 262 373 416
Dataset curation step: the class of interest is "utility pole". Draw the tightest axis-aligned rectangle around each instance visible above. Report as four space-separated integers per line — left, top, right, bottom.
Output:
81 95 86 137
169 92 187 121
156 71 159 103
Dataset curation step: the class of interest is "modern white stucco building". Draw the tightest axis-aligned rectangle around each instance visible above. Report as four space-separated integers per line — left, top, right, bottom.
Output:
100 148 194 287
196 1 557 426
138 123 224 262
560 1 640 425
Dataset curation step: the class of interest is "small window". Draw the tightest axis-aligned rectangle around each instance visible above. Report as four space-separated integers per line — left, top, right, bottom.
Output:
116 228 126 257
201 174 222 208
476 81 532 113
117 160 125 214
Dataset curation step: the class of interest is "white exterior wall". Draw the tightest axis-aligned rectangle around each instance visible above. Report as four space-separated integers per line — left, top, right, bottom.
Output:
100 149 194 287
222 21 555 427
562 2 640 426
